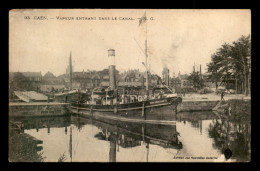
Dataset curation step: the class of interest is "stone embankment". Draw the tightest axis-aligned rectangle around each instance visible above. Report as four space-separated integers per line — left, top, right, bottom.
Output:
177 93 251 112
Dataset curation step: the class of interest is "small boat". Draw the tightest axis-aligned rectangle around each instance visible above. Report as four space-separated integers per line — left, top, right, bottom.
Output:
54 88 89 103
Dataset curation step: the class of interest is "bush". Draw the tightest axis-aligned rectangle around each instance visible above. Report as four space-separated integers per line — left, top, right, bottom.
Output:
228 99 251 121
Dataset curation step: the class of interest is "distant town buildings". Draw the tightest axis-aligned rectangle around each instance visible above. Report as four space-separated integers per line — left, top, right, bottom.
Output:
9 72 42 92
41 71 65 92
169 72 192 92
70 69 119 89
10 50 242 97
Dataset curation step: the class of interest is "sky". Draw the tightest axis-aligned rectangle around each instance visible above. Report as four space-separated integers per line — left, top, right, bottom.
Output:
9 9 251 77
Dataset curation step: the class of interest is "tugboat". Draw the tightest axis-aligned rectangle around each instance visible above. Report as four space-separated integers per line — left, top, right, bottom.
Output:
70 51 182 122
70 13 182 122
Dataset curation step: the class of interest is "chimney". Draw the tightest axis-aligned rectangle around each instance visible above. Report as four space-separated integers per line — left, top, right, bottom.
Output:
166 68 169 86
108 49 116 90
200 64 202 88
200 64 202 76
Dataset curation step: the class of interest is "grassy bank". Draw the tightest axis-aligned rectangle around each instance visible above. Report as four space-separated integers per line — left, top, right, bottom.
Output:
9 130 45 162
216 99 251 121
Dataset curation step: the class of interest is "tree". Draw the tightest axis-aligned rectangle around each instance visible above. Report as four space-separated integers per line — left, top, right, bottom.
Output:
188 71 201 90
230 35 251 95
207 35 251 96
207 60 222 89
11 72 27 90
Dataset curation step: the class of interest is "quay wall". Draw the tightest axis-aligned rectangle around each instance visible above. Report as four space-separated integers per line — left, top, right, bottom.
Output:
177 100 219 112
9 102 70 117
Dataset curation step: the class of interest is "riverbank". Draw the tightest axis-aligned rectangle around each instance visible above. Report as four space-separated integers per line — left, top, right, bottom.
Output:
182 93 251 102
177 93 251 112
213 99 251 118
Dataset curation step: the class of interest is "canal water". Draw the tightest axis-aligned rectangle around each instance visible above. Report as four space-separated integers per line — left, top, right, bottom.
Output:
9 111 251 162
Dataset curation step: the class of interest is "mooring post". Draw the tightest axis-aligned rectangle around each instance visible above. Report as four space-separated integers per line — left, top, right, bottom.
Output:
90 105 93 115
77 101 79 117
47 125 50 134
142 124 145 143
21 123 24 133
142 101 145 118
175 102 178 114
146 143 149 162
114 105 118 114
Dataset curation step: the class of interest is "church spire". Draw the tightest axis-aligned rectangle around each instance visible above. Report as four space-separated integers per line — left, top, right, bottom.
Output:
69 51 73 89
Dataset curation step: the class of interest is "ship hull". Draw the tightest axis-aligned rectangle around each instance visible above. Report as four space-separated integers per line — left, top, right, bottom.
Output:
71 97 182 122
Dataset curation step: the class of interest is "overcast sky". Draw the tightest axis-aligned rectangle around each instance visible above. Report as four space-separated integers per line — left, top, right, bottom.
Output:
9 9 251 77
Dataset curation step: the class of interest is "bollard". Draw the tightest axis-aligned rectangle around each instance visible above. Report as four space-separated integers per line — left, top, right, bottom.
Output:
77 102 79 113
142 102 145 117
175 102 178 114
90 106 93 115
142 124 145 142
114 106 118 114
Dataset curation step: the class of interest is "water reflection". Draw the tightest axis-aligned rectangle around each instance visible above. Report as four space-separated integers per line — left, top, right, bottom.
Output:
208 111 251 162
72 116 182 162
9 116 71 133
8 110 251 162
175 111 218 135
9 116 71 162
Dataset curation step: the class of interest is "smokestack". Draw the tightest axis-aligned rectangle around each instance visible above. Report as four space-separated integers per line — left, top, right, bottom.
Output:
200 64 201 76
200 64 202 88
166 68 169 86
108 49 116 90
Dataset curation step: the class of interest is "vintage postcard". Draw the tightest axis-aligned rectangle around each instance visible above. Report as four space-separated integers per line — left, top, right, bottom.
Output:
9 9 251 162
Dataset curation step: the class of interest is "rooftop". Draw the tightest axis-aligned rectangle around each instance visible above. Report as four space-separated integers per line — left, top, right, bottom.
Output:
21 72 42 77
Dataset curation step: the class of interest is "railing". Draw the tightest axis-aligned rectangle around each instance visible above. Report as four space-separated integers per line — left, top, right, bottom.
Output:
117 82 143 87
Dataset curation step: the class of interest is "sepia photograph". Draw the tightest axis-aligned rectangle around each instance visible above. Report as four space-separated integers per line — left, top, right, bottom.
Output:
8 9 251 162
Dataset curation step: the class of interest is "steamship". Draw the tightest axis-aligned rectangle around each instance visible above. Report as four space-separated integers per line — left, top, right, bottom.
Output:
68 13 182 122
69 49 182 122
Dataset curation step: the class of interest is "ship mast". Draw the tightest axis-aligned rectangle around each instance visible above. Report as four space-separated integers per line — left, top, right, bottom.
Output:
138 11 149 96
145 43 148 94
144 12 149 95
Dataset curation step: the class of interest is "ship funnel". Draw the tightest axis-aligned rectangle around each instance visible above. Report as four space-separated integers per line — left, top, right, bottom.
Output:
108 49 116 89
